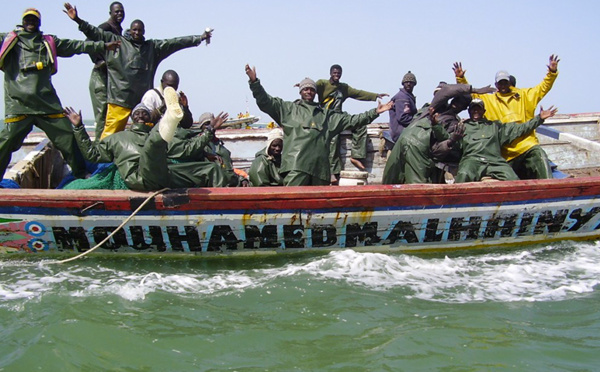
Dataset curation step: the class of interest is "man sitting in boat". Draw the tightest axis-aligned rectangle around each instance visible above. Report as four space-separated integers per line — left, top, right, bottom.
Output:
140 69 193 129
168 112 249 187
245 64 393 186
64 3 212 140
64 87 231 191
441 99 557 183
382 83 494 184
453 55 560 179
0 8 119 183
249 128 284 186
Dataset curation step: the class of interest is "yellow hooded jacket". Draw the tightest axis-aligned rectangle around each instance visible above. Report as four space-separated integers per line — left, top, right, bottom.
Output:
457 70 558 161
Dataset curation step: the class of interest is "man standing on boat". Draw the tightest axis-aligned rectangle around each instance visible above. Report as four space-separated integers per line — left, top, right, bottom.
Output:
383 71 418 146
64 3 213 139
0 8 119 181
452 55 560 179
441 99 558 183
316 64 388 182
246 64 393 186
88 1 125 141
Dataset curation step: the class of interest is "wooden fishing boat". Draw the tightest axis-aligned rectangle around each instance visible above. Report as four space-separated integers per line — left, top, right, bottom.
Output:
1 113 600 256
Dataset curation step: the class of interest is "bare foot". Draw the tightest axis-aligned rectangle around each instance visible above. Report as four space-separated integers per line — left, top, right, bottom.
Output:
350 158 366 170
330 174 339 185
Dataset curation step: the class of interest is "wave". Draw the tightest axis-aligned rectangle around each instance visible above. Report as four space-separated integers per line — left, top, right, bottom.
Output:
1 241 599 306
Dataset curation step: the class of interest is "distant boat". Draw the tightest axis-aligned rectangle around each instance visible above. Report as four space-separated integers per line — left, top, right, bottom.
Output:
2 113 600 256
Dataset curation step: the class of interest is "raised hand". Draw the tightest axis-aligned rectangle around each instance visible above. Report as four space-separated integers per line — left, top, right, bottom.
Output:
453 62 466 78
450 120 465 143
63 3 80 22
245 64 257 82
539 105 558 120
547 54 560 73
376 100 394 114
211 111 230 130
63 106 83 127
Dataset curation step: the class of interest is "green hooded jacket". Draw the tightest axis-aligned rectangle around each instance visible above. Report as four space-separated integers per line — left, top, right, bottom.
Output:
78 20 204 109
249 147 283 186
249 79 379 181
1 30 105 115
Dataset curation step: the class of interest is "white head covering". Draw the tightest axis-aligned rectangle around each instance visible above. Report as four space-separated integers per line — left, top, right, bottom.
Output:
266 128 283 157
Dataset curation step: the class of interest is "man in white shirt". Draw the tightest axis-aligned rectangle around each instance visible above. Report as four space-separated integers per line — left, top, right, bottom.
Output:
140 69 193 128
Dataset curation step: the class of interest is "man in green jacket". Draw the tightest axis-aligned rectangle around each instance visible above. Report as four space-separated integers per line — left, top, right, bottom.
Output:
246 64 393 186
316 64 388 181
0 8 119 181
64 3 212 139
249 128 284 186
445 99 557 183
66 87 230 191
87 1 125 141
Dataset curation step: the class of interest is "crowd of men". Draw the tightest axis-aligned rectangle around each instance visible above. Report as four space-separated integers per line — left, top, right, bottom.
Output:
0 4 560 191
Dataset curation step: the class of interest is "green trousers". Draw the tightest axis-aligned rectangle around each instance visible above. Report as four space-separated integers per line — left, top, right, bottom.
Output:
455 158 519 183
382 136 435 184
0 115 87 179
329 125 368 175
508 145 553 180
283 170 330 186
89 67 109 141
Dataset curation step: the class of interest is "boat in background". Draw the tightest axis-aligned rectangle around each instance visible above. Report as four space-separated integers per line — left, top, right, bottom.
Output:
1 113 600 256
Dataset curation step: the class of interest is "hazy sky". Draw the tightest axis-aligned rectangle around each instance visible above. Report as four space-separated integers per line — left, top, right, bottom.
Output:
1 0 598 123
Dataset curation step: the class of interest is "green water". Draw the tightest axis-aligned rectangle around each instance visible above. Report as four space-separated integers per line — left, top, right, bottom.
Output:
1 242 599 371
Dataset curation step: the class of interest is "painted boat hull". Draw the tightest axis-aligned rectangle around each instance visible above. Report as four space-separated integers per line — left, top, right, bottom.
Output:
2 178 600 256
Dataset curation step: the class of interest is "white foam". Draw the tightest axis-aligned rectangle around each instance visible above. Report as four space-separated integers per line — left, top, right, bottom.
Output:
1 241 599 305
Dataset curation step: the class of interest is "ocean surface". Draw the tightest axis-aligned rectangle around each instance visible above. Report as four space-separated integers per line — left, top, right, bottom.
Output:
1 241 599 371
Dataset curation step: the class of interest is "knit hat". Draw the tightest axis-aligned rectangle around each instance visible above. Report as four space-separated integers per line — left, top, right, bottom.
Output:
23 8 41 21
266 128 283 157
402 71 417 85
131 103 151 118
298 77 316 92
198 112 214 126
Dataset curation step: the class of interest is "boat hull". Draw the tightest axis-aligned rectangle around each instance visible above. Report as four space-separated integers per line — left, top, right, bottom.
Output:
2 178 600 256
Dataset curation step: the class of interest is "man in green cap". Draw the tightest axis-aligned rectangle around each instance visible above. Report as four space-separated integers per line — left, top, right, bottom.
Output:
0 7 119 181
246 64 393 186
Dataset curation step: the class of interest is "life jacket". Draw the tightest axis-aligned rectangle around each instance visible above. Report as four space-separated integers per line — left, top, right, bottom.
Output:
0 31 58 74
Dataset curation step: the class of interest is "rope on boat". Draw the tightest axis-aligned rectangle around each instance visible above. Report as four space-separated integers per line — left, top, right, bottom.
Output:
49 188 170 264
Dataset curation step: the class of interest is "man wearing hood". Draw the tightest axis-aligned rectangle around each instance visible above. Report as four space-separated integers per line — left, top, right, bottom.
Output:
0 8 119 182
88 1 125 141
66 87 230 191
249 128 284 186
246 64 393 186
64 3 212 139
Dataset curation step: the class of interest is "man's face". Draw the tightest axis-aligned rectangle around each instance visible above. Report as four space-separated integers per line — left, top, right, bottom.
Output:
268 138 283 157
129 21 145 42
402 81 415 94
495 79 511 94
468 105 485 121
300 87 316 102
161 75 179 91
110 4 125 24
22 15 40 33
330 68 342 83
132 109 151 123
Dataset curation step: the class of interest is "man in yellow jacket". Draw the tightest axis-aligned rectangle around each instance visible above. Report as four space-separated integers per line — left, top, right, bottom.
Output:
452 55 559 179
